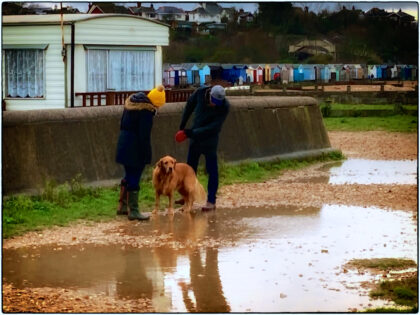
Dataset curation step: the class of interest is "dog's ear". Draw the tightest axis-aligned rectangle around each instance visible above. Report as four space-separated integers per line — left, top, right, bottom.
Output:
173 158 177 168
156 159 163 168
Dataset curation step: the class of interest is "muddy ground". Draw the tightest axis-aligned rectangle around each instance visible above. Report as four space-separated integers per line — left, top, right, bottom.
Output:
2 130 417 312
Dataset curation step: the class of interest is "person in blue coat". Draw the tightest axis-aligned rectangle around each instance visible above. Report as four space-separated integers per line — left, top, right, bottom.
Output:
116 85 165 220
175 85 230 211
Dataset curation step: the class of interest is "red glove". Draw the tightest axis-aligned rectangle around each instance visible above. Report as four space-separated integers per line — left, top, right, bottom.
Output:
175 130 187 143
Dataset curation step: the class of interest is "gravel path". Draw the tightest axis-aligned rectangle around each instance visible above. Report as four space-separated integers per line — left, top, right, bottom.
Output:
4 131 417 250
3 130 417 312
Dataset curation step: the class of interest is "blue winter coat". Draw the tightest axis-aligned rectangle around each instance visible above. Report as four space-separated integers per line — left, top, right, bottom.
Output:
179 86 230 154
115 93 156 167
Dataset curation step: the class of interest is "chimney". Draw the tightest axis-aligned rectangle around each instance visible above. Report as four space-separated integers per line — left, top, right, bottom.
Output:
137 2 142 8
151 4 154 9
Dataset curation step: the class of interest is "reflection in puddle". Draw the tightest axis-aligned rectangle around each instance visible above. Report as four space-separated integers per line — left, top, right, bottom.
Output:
328 159 417 185
3 205 417 312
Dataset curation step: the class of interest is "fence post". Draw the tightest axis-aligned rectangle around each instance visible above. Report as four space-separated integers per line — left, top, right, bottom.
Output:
106 93 113 105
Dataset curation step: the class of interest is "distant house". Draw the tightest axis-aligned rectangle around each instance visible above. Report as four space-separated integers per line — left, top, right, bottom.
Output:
364 7 389 18
3 14 169 111
156 6 187 21
237 9 254 23
388 9 415 25
2 2 29 15
128 3 157 19
88 2 131 14
220 7 236 22
189 3 222 23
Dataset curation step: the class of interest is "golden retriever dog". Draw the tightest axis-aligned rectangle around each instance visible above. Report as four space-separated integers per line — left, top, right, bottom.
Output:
152 155 206 214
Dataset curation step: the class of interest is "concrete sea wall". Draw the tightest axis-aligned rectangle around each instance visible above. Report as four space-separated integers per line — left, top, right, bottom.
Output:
3 96 331 194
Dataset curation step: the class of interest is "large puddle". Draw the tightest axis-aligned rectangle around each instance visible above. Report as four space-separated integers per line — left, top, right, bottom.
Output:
328 159 417 185
3 204 417 312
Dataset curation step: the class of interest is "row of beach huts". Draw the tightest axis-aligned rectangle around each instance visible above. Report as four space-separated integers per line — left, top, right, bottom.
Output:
163 63 418 87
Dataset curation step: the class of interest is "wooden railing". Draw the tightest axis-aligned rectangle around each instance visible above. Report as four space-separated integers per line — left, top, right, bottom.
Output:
75 89 195 107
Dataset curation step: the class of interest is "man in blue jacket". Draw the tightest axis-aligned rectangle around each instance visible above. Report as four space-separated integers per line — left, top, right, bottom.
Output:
175 85 229 211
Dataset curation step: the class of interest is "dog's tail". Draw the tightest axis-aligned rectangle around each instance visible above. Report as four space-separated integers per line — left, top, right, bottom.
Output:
193 178 207 202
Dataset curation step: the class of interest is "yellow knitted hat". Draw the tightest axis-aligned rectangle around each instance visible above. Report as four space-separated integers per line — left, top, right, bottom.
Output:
147 85 166 107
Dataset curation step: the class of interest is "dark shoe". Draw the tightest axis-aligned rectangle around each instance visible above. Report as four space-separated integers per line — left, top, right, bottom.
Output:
175 198 185 205
202 202 216 212
117 179 128 215
127 190 150 221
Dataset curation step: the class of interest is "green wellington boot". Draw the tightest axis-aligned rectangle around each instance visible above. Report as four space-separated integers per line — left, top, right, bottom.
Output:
127 190 150 221
116 179 128 215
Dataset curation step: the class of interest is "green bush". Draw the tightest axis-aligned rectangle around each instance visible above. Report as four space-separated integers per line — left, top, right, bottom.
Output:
321 103 332 117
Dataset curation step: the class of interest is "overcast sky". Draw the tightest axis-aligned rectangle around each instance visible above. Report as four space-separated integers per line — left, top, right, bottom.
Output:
26 1 419 20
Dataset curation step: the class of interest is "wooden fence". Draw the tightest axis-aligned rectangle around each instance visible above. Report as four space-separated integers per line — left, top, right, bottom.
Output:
75 89 195 107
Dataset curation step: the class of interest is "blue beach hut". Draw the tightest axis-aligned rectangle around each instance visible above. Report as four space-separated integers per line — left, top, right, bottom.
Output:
294 65 304 82
182 63 195 85
198 64 211 85
376 65 382 79
302 65 315 81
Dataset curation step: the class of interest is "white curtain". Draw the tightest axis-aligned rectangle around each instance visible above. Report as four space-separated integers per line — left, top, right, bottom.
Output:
87 49 154 92
5 49 44 98
87 49 107 92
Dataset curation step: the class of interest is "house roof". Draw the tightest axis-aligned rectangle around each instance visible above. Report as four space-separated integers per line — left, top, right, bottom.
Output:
156 6 185 14
388 9 415 21
190 7 207 15
129 6 156 14
365 7 389 17
221 7 235 15
191 3 222 16
89 3 131 14
204 3 223 15
2 14 169 27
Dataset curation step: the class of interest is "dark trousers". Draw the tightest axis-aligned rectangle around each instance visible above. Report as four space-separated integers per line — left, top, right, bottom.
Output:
187 145 218 204
124 164 146 191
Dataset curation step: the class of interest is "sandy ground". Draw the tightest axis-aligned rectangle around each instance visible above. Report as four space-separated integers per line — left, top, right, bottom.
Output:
328 131 417 160
259 81 416 93
2 130 418 312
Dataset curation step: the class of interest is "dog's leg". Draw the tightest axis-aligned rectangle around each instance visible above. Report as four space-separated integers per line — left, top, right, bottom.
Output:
183 195 193 212
153 191 160 214
168 192 175 215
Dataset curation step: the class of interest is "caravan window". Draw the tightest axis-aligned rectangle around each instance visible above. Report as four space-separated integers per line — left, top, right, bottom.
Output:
87 48 155 92
4 49 45 98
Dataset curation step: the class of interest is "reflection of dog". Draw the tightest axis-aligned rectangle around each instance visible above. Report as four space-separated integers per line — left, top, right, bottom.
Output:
152 155 206 214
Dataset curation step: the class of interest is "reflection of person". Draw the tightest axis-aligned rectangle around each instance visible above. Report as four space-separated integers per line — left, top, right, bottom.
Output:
116 86 166 220
175 85 230 211
179 247 230 313
116 248 154 300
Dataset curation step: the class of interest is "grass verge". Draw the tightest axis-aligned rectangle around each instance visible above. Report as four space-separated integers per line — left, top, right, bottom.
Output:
368 274 418 312
2 150 344 239
345 258 418 313
321 103 417 111
323 115 418 132
347 258 417 271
